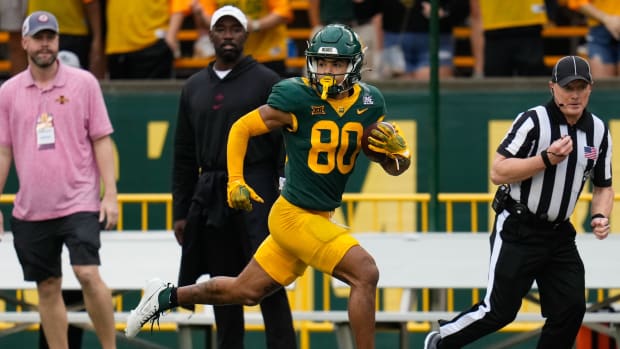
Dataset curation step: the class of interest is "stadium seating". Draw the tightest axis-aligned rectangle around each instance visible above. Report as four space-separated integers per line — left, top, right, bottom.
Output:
0 0 589 80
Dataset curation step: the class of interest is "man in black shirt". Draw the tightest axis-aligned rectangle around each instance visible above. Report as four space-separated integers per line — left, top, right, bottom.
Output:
425 56 614 349
171 6 295 349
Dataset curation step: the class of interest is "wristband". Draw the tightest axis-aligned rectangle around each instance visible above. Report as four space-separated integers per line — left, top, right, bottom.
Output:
540 150 553 168
591 213 606 220
251 20 260 32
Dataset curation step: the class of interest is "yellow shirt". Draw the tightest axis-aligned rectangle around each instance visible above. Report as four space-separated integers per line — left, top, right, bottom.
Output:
29 0 92 36
204 0 292 62
567 0 620 27
106 0 170 54
170 0 210 15
481 0 547 31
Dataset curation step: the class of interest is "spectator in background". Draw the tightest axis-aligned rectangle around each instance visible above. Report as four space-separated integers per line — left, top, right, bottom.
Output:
105 0 173 79
567 0 620 77
0 0 27 76
195 0 293 77
57 50 82 68
0 11 118 349
355 0 467 80
469 0 548 77
167 0 215 59
308 0 381 79
546 0 588 26
388 0 467 79
28 0 105 79
37 50 85 349
171 6 296 349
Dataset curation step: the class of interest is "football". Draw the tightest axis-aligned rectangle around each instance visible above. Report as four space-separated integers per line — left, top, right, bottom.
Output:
382 156 411 176
361 121 393 162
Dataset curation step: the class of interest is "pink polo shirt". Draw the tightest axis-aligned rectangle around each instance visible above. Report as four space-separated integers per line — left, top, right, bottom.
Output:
0 62 114 221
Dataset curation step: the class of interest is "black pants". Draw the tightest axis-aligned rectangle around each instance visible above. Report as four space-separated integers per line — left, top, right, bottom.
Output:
203 217 295 349
438 212 585 349
59 35 91 69
484 26 548 77
107 39 173 79
178 174 296 349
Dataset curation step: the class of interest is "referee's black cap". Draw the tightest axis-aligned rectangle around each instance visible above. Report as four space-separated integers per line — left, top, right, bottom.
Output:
551 56 593 87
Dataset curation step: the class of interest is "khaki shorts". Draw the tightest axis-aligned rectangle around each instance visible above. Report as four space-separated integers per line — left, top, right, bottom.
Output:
255 196 359 286
0 0 27 31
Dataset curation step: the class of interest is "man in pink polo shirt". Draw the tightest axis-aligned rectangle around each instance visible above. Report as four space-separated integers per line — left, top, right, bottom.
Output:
0 11 118 349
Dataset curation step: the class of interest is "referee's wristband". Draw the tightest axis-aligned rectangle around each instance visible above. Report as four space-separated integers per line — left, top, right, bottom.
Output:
540 150 553 168
591 213 606 221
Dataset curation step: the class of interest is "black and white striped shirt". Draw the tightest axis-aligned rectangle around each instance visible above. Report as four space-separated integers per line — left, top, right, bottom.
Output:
497 100 612 222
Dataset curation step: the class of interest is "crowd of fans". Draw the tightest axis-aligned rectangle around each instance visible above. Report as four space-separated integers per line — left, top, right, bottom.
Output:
0 0 618 80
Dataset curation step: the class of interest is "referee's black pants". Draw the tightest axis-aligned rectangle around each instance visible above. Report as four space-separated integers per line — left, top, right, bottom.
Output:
438 212 586 349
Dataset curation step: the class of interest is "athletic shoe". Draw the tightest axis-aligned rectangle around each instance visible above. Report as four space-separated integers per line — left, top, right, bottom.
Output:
125 278 172 337
424 331 442 349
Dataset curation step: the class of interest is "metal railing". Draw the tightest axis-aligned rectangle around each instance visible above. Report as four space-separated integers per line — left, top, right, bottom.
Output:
437 192 601 233
1 192 614 345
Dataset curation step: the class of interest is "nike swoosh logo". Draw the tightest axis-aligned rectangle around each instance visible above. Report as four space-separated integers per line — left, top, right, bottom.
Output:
356 108 368 115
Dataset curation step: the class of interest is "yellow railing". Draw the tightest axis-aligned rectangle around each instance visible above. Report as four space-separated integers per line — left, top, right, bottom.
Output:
1 192 615 344
437 193 493 232
115 193 173 231
1 193 175 231
437 192 603 233
0 193 430 347
340 193 431 233
0 194 15 204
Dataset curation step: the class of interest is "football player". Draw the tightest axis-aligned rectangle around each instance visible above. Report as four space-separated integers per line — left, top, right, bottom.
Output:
125 24 411 349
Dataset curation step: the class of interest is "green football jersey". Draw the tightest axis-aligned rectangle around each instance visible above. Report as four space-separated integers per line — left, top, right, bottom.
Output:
268 77 386 211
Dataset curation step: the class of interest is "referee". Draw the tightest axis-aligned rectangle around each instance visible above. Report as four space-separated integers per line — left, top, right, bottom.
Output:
424 55 615 349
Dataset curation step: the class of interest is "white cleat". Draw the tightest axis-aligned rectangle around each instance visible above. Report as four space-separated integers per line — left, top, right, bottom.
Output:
125 278 170 337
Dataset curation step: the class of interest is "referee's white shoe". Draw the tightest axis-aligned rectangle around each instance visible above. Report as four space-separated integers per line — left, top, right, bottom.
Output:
424 331 442 349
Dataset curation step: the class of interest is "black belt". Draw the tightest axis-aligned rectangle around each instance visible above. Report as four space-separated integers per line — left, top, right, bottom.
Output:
504 196 567 230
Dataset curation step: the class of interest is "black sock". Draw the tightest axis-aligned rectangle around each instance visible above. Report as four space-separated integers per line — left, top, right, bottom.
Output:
170 287 178 308
157 286 178 311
